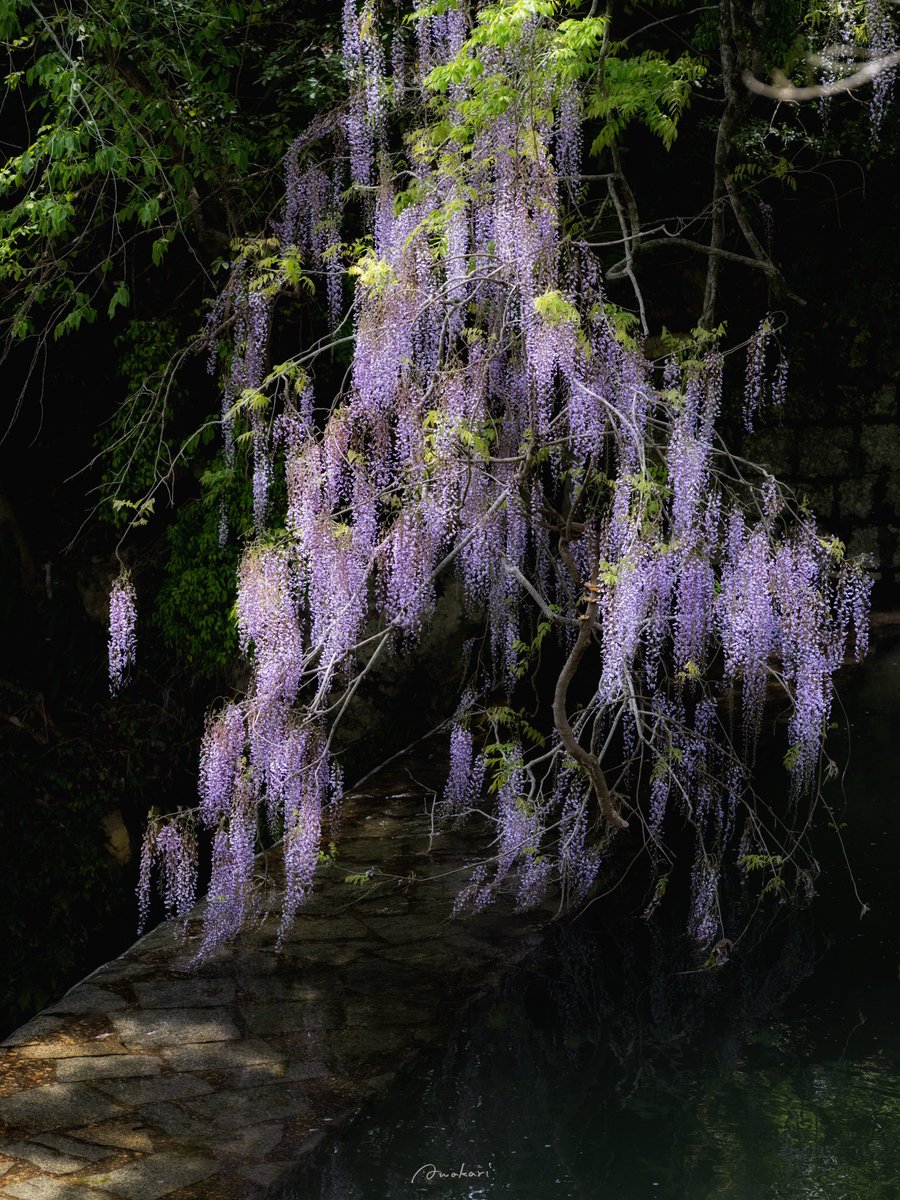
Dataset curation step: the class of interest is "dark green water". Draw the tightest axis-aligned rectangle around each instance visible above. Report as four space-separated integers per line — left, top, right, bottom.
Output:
276 642 900 1200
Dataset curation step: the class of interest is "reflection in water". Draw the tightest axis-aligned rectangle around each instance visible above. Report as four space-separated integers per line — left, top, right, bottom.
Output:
272 907 898 1199
271 643 900 1200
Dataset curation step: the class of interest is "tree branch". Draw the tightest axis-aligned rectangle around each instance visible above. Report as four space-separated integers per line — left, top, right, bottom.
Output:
743 51 900 102
551 576 628 831
608 235 806 305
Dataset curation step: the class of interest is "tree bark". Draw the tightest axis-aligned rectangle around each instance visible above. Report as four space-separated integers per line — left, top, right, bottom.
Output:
552 577 628 831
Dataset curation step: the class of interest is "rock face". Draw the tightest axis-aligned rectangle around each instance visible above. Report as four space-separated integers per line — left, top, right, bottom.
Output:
0 762 556 1199
743 378 900 599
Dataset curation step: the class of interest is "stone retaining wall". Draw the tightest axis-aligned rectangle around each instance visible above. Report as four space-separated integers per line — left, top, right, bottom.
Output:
745 379 900 595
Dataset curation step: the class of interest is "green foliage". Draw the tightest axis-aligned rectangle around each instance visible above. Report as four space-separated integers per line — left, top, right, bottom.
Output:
480 740 523 793
229 235 315 299
783 743 802 772
422 407 496 469
0 0 342 342
423 1 703 163
739 852 785 871
95 319 187 525
152 464 252 682
317 841 338 865
593 301 641 349
511 618 554 679
348 247 399 296
344 870 375 886
585 49 707 154
551 16 610 82
533 289 581 327
481 707 546 794
651 324 727 373
111 497 156 529
729 117 824 191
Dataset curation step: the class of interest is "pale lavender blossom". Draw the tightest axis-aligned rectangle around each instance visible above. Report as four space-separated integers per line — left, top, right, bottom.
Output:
688 853 719 945
743 318 771 431
444 724 477 814
199 703 246 826
868 0 897 141
237 544 303 704
136 818 198 934
555 84 582 188
108 572 137 695
195 786 257 961
559 786 602 907
771 354 789 409
155 823 198 925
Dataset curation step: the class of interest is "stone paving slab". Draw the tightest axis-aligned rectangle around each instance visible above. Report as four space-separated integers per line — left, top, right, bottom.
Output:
108 1012 239 1050
91 1078 213 1109
14 1048 129 1065
1 1179 111 1199
1 1024 66 1052
27 1142 108 1166
0 766 558 1198
73 1155 217 1200
64 1128 151 1155
54 1062 158 1086
156 1041 285 1074
200 1125 284 1161
0 1085 125 1134
42 993 129 1020
0 1144 88 1176
129 983 235 1012
240 1003 343 1038
182 1085 310 1130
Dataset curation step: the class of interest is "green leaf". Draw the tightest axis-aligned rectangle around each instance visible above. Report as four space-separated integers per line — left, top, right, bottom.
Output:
107 281 129 319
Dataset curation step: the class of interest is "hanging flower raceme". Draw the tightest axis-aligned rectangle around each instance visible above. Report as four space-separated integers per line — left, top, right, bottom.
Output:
555 83 583 189
743 317 772 431
443 723 486 817
108 571 137 695
274 728 340 944
559 783 602 908
237 543 304 705
717 516 778 745
343 0 385 186
195 782 258 961
198 703 247 827
136 816 198 935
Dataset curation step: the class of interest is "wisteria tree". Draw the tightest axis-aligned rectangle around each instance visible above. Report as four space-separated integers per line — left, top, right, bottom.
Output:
124 0 888 957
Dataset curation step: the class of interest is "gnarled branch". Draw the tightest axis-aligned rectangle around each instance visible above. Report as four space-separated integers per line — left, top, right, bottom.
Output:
552 580 629 831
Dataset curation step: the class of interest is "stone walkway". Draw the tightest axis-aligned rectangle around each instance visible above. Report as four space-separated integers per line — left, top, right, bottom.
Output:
0 764 555 1199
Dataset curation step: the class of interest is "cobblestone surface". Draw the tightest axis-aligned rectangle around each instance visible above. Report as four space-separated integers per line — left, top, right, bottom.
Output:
0 767 555 1198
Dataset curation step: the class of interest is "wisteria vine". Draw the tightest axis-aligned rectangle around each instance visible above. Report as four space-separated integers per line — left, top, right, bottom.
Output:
131 0 874 957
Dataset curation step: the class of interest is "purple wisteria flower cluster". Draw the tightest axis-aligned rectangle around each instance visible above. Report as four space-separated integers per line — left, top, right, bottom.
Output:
108 571 137 695
133 0 873 955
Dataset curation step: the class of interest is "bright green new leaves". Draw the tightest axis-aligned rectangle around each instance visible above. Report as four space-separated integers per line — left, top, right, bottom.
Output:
533 289 581 327
551 16 610 82
586 50 707 153
423 0 704 168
